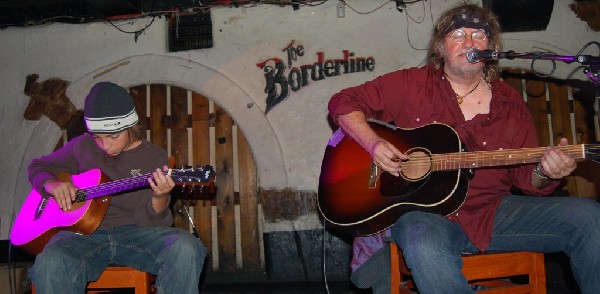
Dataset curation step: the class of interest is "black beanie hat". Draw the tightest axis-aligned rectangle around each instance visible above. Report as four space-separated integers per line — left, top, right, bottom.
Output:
84 82 139 133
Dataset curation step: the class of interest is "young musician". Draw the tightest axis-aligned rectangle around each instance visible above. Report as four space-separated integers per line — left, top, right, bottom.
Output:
27 82 207 293
328 3 600 293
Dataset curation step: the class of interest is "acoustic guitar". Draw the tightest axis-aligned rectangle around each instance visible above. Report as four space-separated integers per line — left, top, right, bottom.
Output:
10 166 215 255
317 120 600 236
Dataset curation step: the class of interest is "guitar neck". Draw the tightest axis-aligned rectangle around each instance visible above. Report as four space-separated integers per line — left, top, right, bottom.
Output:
75 170 170 202
431 144 587 171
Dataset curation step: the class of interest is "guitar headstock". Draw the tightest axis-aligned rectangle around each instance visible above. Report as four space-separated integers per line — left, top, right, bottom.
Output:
170 165 216 186
585 144 600 164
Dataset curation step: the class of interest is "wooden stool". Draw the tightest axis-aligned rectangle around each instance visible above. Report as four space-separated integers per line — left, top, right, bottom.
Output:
32 266 156 293
390 242 546 293
86 266 156 293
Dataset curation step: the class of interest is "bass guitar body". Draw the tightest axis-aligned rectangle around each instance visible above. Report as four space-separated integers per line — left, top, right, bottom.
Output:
318 122 470 236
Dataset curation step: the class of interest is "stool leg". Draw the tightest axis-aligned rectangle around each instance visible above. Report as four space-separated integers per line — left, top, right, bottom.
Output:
530 253 546 294
390 243 401 294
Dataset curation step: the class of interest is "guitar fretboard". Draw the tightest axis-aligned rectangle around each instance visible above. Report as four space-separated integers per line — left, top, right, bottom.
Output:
75 171 162 202
429 144 588 171
72 167 214 203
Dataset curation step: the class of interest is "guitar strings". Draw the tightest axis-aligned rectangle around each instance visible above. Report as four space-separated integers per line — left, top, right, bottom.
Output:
82 169 178 195
83 172 156 196
77 144 597 195
81 168 210 196
393 144 595 170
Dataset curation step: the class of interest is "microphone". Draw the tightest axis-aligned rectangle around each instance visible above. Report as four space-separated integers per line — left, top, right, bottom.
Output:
466 48 513 63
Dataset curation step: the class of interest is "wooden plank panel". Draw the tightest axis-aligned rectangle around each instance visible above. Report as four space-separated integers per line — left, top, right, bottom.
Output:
501 69 523 97
501 72 600 198
150 84 167 150
133 83 262 273
191 92 212 174
572 87 600 197
524 76 551 146
573 160 600 197
237 127 261 271
214 104 236 272
548 82 571 144
573 94 595 144
170 86 189 166
190 92 214 270
192 96 213 251
129 85 148 134
547 82 578 195
170 86 191 231
596 90 600 140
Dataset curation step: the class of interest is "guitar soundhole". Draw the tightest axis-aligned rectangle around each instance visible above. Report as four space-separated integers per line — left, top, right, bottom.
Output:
401 148 431 181
67 201 87 212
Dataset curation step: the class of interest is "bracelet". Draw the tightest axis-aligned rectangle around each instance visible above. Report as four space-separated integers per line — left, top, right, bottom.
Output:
534 163 551 180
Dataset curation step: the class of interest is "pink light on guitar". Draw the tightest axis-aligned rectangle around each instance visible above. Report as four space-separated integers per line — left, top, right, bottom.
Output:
10 166 215 255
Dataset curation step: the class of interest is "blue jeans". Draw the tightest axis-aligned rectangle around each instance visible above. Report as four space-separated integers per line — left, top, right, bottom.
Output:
29 224 207 294
391 195 600 294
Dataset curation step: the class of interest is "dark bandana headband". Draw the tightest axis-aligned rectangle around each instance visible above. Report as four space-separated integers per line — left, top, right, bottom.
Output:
446 11 491 36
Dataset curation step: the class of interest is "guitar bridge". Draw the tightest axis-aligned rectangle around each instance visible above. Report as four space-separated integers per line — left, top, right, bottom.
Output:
368 161 380 189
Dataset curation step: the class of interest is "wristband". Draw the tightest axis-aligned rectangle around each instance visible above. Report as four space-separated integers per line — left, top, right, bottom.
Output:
152 193 170 199
534 163 551 180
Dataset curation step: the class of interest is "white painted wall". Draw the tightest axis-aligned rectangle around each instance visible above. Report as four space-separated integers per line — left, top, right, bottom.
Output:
1 0 598 239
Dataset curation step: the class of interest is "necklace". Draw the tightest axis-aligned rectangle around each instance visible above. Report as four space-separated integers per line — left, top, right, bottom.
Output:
444 74 481 105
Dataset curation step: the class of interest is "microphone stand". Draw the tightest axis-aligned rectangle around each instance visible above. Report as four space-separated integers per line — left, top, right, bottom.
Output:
501 50 600 85
502 43 600 141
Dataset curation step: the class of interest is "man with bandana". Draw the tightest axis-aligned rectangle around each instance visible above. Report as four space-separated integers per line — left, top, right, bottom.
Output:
328 3 600 293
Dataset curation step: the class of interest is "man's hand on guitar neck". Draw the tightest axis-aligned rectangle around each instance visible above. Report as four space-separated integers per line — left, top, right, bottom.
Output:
540 138 577 179
44 180 77 211
533 138 578 187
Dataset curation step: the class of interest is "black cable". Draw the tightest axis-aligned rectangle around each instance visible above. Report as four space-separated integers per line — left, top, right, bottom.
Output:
85 0 161 41
322 221 330 294
293 230 309 280
574 41 600 57
7 239 14 294
302 0 329 7
404 0 431 51
344 0 394 15
530 52 557 78
179 199 200 238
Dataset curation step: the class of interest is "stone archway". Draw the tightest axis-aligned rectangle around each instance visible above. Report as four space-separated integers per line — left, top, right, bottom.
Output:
66 54 288 189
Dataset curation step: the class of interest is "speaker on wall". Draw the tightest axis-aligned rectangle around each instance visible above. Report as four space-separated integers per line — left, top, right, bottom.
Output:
482 0 554 32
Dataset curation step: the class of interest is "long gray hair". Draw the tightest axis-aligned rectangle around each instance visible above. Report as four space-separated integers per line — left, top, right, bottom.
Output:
428 3 503 82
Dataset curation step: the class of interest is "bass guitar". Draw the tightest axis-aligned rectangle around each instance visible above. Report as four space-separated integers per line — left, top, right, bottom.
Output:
11 166 215 255
317 120 600 236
